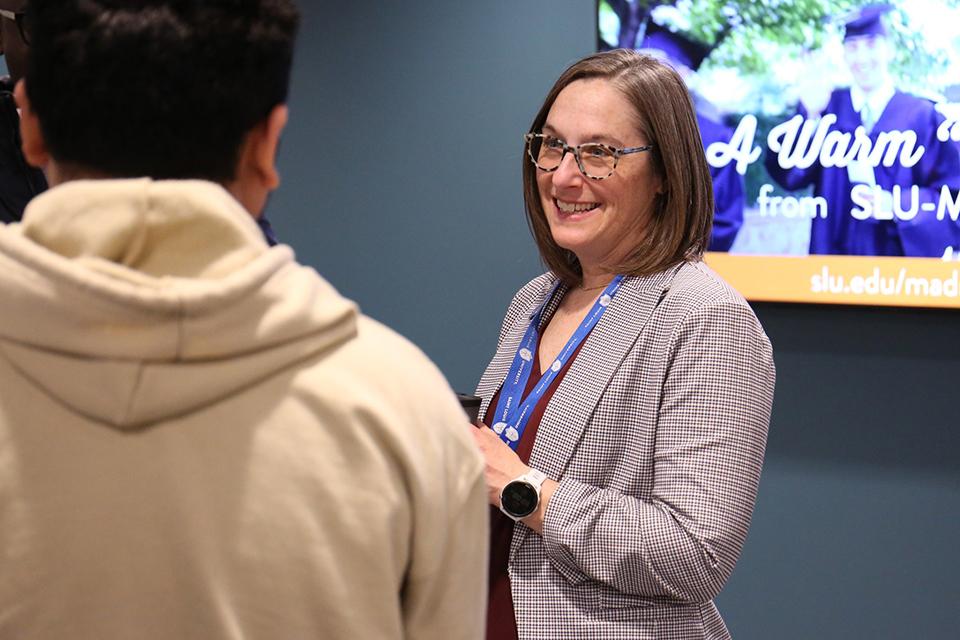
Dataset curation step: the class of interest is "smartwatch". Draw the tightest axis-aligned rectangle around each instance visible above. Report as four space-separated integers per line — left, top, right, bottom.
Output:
499 469 548 521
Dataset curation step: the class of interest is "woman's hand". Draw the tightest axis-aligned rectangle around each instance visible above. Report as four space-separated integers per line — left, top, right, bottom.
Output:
469 424 558 533
470 424 530 507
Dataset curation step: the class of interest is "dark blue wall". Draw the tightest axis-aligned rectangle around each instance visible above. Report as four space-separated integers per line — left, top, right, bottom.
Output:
274 2 960 637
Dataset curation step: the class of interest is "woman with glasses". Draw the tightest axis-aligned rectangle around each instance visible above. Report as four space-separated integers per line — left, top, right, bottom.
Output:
470 49 775 640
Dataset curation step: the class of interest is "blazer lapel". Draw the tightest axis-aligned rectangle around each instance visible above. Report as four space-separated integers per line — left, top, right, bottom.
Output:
528 268 677 479
509 266 682 555
476 334 520 422
476 276 565 422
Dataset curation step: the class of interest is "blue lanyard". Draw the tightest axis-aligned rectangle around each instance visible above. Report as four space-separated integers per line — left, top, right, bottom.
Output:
490 275 624 450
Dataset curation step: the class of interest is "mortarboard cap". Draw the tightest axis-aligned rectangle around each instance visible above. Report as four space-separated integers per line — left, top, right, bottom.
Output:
842 3 893 41
639 22 713 71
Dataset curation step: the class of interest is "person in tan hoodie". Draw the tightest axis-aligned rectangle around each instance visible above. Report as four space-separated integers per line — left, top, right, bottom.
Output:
0 1 488 639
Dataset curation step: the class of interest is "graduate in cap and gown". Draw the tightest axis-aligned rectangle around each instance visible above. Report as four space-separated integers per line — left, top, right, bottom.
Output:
639 22 745 252
765 2 960 257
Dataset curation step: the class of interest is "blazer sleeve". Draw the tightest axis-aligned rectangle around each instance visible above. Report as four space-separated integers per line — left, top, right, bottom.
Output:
540 299 775 603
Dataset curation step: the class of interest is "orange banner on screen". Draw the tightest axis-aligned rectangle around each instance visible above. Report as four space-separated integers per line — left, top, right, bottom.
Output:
705 253 960 308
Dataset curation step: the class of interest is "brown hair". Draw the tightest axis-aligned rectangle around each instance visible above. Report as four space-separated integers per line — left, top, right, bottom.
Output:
522 49 713 286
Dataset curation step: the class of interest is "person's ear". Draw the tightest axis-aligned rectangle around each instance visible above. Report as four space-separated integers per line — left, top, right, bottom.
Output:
14 79 51 169
251 104 288 191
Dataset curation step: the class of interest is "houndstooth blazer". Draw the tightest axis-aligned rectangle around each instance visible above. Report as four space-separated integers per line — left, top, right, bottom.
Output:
476 261 775 640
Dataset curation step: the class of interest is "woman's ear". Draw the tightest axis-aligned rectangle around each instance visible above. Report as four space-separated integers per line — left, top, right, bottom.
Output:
14 80 51 169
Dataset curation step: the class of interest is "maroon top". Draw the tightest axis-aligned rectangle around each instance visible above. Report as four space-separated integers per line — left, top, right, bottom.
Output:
483 332 586 640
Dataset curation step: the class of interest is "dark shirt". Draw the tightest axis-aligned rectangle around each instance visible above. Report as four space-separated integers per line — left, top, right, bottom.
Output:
0 77 47 222
256 215 279 246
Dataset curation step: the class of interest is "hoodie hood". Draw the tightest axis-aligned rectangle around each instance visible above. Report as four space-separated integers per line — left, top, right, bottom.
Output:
0 179 357 429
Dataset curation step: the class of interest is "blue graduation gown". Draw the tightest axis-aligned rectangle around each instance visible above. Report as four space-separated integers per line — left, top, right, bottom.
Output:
700 114 744 252
765 88 960 256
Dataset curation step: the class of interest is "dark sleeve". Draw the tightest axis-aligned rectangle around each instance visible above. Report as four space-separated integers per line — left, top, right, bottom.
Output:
894 100 960 256
707 159 745 252
0 89 47 223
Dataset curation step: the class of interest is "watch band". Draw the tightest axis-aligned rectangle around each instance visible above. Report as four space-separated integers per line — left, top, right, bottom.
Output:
523 469 548 490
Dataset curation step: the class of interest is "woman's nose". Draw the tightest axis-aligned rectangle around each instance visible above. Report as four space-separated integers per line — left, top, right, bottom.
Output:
551 151 583 188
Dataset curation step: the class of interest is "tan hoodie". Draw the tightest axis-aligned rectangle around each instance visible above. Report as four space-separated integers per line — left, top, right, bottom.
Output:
0 179 487 639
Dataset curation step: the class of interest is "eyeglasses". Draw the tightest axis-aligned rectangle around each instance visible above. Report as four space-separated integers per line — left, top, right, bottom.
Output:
524 133 653 181
0 9 29 46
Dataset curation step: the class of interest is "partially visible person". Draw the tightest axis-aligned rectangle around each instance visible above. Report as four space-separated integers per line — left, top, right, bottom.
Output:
1 0 282 241
0 1 487 639
472 49 774 639
639 21 745 252
765 2 960 256
0 0 46 222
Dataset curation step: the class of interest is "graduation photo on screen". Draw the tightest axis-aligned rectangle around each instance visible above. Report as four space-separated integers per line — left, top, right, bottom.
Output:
598 0 960 308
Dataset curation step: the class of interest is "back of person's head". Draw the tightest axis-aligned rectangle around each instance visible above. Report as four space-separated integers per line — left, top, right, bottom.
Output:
523 49 713 284
25 0 299 182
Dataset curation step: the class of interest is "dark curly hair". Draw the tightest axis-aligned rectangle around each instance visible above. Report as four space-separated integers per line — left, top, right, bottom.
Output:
25 0 300 182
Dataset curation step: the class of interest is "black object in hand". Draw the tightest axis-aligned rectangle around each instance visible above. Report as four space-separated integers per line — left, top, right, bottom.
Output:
456 393 482 424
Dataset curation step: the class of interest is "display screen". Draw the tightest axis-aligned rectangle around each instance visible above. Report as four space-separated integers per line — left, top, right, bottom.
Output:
598 0 960 307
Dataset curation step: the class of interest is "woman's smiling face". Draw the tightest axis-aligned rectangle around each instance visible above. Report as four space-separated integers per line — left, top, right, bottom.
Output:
536 78 662 275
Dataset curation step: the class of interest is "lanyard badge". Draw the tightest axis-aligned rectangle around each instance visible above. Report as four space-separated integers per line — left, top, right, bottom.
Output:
490 275 624 450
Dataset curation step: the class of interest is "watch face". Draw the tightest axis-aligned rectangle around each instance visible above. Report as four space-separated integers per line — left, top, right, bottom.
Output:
501 480 538 518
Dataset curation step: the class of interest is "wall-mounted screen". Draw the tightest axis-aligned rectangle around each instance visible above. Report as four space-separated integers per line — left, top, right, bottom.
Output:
599 0 960 307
